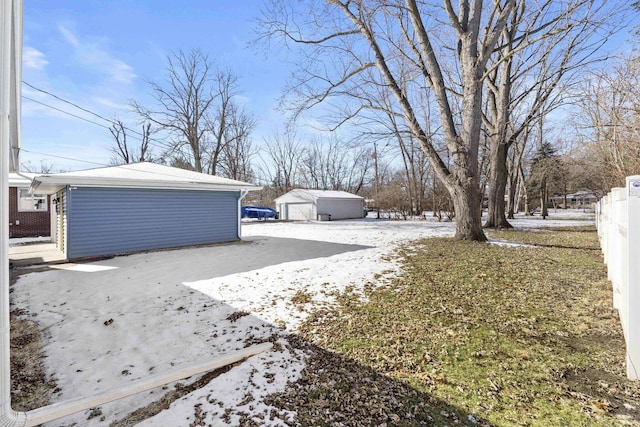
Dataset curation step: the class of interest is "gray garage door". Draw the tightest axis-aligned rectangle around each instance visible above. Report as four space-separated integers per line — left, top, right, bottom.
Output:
286 203 314 220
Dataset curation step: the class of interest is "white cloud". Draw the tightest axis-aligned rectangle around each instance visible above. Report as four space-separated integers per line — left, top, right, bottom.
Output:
57 25 79 47
58 24 137 84
23 46 49 70
93 96 130 111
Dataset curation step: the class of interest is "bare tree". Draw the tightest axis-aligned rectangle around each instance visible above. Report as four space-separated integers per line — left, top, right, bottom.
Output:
260 129 304 196
483 0 619 229
299 137 371 193
132 49 215 172
572 55 640 188
205 69 256 177
260 0 519 240
218 105 257 182
21 159 57 173
132 50 254 176
562 144 611 200
109 120 154 165
260 1 624 239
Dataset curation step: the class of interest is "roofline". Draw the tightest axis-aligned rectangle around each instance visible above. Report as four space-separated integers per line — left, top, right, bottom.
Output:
275 195 364 201
31 176 261 194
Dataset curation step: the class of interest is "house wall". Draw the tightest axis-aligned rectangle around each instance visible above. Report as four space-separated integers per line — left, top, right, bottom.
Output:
316 198 364 220
65 187 240 259
9 186 51 238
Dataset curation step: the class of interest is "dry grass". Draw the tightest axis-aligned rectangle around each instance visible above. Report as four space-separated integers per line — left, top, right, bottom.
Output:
10 311 56 411
278 226 640 426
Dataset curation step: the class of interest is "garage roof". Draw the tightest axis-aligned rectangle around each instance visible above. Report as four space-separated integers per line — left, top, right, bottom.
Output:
30 162 262 194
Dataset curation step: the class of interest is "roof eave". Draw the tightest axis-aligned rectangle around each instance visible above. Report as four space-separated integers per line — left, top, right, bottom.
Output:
31 176 262 194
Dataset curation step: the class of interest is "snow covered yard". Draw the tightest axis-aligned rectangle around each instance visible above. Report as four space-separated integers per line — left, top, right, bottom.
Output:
10 212 595 426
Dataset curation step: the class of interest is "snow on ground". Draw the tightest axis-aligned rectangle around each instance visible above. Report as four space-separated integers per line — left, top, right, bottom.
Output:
10 211 595 426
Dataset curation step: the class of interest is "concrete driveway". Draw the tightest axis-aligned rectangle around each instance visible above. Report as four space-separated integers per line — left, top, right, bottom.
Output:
8 220 436 426
11 235 371 279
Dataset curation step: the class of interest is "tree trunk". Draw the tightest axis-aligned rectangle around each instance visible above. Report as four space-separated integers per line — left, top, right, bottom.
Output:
541 180 548 219
506 171 518 219
484 141 512 229
450 182 486 241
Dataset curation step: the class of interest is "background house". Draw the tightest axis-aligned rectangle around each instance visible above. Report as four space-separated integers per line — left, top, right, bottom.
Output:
9 172 51 238
550 191 598 210
275 189 365 221
31 162 260 260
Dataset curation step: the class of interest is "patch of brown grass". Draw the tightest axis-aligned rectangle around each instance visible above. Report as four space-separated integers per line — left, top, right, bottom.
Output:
291 226 640 426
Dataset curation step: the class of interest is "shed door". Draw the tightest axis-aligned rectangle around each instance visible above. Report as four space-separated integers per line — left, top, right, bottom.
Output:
287 203 314 220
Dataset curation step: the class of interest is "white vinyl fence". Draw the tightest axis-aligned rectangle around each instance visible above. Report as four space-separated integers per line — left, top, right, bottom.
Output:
597 175 640 380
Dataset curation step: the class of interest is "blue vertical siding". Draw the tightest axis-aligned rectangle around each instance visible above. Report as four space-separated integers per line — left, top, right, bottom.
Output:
66 187 239 259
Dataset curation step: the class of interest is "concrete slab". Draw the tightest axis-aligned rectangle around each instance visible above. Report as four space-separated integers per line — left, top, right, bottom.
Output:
9 236 372 277
9 242 67 266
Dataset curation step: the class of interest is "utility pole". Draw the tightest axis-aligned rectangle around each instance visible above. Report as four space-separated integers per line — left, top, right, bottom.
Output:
373 142 379 219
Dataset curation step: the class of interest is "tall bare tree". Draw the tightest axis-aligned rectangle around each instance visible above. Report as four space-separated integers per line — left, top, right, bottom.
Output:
572 55 640 188
133 49 215 172
21 159 57 173
299 137 371 193
218 104 257 182
260 129 304 196
133 49 254 176
109 120 154 165
260 0 519 240
483 0 618 228
261 1 624 239
205 69 256 177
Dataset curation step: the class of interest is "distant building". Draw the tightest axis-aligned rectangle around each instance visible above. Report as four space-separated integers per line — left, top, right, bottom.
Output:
550 191 598 210
9 172 51 238
275 189 365 221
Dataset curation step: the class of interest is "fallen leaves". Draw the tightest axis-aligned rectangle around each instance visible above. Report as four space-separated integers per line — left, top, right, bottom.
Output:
281 227 640 426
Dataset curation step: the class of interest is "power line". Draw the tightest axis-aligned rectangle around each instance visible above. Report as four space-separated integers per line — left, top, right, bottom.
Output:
20 149 110 167
23 96 112 130
23 80 116 127
22 81 174 151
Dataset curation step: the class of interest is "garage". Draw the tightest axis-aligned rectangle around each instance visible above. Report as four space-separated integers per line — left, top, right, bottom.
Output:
275 189 364 221
30 162 260 260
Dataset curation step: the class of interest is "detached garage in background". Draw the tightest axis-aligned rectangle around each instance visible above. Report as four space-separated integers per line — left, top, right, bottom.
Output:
275 189 365 221
30 162 260 260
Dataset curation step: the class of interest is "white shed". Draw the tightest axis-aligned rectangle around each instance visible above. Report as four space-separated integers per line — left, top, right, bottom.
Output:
275 189 365 221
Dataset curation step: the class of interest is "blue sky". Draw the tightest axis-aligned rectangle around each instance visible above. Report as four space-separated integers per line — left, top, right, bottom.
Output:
19 1 640 173
21 0 289 171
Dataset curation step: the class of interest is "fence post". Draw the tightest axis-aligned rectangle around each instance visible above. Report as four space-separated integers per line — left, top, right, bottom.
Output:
626 176 640 379
611 188 626 312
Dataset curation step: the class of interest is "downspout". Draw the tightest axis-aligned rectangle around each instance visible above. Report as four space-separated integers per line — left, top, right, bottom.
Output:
238 189 249 239
1 0 27 424
7 0 20 175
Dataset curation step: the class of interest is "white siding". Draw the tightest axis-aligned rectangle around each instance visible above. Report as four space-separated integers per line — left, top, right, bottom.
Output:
317 198 363 220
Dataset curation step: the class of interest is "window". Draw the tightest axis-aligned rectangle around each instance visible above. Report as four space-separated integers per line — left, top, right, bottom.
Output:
18 189 48 212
